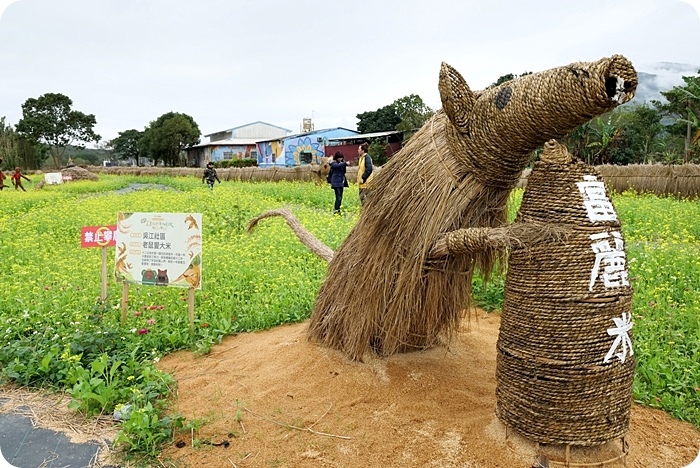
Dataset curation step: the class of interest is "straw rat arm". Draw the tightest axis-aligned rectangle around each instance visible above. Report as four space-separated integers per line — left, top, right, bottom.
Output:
429 223 570 258
247 208 334 262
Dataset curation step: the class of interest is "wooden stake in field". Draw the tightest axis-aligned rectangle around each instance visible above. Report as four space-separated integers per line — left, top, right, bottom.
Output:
79 224 117 302
121 281 129 323
250 55 638 361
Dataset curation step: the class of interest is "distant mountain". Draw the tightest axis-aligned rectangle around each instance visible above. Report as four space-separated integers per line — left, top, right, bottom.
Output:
631 62 699 104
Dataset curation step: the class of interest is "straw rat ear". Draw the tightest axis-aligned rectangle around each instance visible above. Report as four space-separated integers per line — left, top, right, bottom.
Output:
439 62 475 135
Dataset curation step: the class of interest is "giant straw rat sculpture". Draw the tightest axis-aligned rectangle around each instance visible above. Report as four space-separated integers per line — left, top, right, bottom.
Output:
248 55 637 361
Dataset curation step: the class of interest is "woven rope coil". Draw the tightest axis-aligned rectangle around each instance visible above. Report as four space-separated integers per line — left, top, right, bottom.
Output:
496 143 635 446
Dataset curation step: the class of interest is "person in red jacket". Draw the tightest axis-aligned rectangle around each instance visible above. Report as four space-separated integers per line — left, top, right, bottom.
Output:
11 167 31 191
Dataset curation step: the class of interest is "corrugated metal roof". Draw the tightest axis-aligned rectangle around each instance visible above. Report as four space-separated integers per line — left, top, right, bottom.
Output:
255 127 359 144
203 121 293 138
328 130 401 141
190 138 262 148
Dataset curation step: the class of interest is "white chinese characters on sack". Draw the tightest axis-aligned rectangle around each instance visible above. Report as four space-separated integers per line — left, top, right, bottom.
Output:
577 174 633 364
589 231 630 291
577 175 618 222
604 312 634 364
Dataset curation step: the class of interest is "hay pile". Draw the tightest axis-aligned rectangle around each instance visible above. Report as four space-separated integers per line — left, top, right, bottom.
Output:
309 156 331 185
61 166 98 181
598 163 700 198
307 55 638 360
35 166 99 189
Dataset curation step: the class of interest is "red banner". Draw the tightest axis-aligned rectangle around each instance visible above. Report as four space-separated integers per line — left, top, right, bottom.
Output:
81 225 117 248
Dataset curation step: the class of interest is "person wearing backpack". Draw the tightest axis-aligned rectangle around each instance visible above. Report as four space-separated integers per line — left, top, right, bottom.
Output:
328 151 349 214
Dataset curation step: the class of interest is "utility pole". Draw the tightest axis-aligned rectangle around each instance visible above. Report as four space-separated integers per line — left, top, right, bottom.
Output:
685 107 691 164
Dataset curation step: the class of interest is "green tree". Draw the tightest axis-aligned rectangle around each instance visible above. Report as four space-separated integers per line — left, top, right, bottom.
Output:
356 94 434 137
356 104 401 134
142 112 200 166
654 70 700 162
1 117 47 170
0 116 17 169
617 103 665 164
586 115 621 165
109 129 145 166
488 71 533 88
15 93 100 169
392 94 434 134
563 120 593 162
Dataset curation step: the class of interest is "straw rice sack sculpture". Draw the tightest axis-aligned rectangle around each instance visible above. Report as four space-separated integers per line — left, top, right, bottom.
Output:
249 55 637 361
495 141 634 446
431 141 635 446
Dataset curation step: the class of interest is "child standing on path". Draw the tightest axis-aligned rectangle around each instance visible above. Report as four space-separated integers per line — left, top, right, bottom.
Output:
11 167 30 191
202 162 221 190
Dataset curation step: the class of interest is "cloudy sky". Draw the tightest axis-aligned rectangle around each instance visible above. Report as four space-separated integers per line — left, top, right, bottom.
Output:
1 0 699 145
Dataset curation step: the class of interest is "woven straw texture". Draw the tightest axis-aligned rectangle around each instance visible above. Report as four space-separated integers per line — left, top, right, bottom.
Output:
496 142 635 446
308 55 637 361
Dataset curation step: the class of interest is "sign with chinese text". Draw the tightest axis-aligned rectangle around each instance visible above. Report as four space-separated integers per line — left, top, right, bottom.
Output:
588 230 630 291
81 225 117 248
114 212 202 289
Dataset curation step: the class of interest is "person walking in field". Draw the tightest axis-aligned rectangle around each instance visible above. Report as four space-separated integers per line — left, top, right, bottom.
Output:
357 143 374 205
11 167 30 191
202 162 221 190
328 151 349 214
0 158 6 190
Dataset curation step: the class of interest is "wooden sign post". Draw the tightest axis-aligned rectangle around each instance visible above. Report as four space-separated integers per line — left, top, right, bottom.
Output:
121 281 129 322
188 287 195 327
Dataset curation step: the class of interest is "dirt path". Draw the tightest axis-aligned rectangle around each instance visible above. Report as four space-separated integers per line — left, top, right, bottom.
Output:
158 312 700 467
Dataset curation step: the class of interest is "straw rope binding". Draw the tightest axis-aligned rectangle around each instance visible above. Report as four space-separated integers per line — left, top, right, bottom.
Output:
495 141 635 446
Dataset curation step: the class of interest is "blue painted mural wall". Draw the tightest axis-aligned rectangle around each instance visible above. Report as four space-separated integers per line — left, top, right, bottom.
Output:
257 129 358 167
210 145 252 162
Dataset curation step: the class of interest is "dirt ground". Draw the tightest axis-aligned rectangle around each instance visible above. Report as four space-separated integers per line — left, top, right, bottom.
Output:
158 311 700 468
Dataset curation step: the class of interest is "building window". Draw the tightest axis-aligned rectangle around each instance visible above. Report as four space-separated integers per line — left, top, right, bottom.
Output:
300 152 312 164
222 151 233 160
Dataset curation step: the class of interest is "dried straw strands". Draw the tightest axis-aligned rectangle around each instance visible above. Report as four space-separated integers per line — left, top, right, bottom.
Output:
308 55 638 360
495 141 635 446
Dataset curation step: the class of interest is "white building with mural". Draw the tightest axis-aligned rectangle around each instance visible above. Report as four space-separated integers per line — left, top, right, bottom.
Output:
256 128 359 167
186 121 292 167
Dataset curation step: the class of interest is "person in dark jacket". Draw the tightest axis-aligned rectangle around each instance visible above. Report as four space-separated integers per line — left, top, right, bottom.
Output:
202 162 221 190
329 151 349 214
